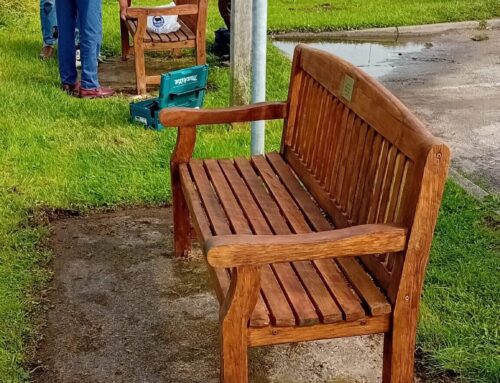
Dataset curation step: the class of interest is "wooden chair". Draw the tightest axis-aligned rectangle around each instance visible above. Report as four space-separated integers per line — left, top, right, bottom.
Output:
120 0 207 95
160 45 450 383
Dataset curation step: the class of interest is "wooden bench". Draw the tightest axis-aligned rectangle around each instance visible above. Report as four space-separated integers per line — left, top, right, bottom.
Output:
160 45 450 383
120 0 207 95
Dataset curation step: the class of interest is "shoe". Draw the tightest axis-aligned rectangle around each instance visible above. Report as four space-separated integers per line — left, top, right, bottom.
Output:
39 45 55 60
79 87 115 99
61 81 80 96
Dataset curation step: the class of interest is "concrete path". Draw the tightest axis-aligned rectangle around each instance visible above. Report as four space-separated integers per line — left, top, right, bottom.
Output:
32 208 392 383
381 27 500 193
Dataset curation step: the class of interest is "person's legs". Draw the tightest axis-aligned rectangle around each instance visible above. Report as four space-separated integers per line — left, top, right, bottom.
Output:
218 0 231 30
76 0 101 89
40 0 57 58
56 0 78 86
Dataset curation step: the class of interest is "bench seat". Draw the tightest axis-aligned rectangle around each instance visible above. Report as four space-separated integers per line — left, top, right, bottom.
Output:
179 153 392 329
125 19 196 46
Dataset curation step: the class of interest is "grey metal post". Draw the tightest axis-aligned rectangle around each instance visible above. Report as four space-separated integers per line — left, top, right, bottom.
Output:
250 0 267 155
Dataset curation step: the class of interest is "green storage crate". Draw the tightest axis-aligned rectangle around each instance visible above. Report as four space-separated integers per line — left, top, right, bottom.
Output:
130 64 208 130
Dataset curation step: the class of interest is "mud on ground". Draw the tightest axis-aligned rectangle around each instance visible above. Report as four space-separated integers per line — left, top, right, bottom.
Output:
32 207 393 383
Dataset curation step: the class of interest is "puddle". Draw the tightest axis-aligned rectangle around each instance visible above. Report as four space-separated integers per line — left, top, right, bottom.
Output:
273 39 428 78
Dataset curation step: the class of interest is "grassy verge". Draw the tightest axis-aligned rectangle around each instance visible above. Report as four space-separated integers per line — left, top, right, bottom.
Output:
266 0 500 32
0 0 499 381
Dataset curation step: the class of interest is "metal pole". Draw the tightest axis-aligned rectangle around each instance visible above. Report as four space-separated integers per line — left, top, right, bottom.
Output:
250 0 267 155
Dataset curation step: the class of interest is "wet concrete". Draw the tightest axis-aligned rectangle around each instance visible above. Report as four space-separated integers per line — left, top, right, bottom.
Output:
275 28 500 193
32 207 396 383
275 39 428 78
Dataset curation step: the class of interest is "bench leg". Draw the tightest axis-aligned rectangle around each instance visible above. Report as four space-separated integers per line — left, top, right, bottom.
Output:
220 319 249 383
172 180 191 257
133 40 147 95
382 318 416 383
196 36 206 65
219 266 260 383
120 20 130 61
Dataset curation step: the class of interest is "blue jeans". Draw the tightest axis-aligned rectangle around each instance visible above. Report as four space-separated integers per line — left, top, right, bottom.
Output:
40 0 57 46
56 0 102 89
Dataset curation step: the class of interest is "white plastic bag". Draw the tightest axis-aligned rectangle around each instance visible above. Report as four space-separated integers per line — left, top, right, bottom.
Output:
147 2 181 34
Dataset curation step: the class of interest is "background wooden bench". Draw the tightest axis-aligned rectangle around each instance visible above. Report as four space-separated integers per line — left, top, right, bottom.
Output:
160 45 450 383
120 0 207 95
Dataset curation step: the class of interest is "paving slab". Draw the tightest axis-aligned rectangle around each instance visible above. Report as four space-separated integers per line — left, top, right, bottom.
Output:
32 207 409 383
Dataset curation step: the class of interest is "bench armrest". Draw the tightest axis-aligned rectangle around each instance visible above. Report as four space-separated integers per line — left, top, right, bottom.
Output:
205 224 407 268
159 102 288 127
126 4 199 18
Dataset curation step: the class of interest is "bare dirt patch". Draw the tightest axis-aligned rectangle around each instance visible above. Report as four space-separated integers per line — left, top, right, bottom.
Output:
32 207 404 383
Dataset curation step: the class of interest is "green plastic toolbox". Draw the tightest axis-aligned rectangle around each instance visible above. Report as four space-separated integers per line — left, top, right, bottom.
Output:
130 64 208 130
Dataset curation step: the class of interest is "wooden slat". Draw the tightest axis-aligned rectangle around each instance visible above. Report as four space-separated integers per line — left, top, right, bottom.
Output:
174 29 188 41
356 133 383 224
249 314 391 347
292 74 313 154
149 31 162 43
336 257 391 315
268 152 391 318
315 98 340 182
167 30 179 42
298 46 440 161
266 152 330 231
219 160 272 235
376 146 399 224
158 31 171 43
252 156 343 324
204 159 252 235
234 158 320 326
189 160 231 235
188 160 269 326
266 153 365 321
179 164 212 241
310 92 332 177
328 108 353 194
335 116 362 207
218 160 299 327
251 155 310 233
322 102 346 188
351 127 376 224
366 139 390 224
344 122 369 217
202 159 276 327
284 148 350 228
179 164 231 305
179 20 195 39
126 19 138 35
301 80 323 167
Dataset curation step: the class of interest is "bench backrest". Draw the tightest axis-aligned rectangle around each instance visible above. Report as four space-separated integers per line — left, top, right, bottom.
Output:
174 0 207 32
281 45 450 303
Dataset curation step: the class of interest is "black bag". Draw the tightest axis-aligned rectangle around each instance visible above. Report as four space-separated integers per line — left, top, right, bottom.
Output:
213 28 230 58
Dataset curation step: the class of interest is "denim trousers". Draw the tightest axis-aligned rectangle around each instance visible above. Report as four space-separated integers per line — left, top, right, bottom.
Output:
40 0 57 46
56 0 102 89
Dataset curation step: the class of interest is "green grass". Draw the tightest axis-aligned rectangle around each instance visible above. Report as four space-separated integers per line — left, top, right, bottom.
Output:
0 0 499 382
265 0 500 32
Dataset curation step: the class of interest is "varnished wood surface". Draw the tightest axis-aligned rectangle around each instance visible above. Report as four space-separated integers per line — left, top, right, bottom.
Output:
159 102 287 127
206 224 407 268
167 45 451 383
180 155 395 328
